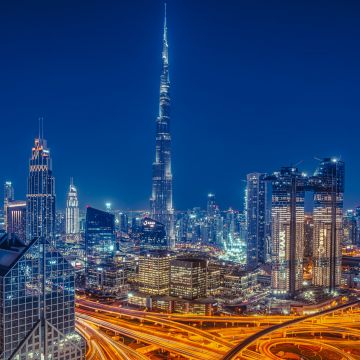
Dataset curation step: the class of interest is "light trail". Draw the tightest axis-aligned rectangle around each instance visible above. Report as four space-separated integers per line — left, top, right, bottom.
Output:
222 299 360 360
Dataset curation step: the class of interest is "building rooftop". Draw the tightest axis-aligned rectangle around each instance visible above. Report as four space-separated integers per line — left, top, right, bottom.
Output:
0 234 27 276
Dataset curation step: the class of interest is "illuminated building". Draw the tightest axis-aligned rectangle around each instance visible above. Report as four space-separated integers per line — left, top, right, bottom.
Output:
66 178 80 241
85 206 115 289
312 158 344 291
150 4 174 248
304 213 314 259
246 173 269 270
140 217 167 250
343 209 357 246
223 271 259 299
3 181 14 231
6 200 26 241
267 167 307 297
26 136 56 243
170 258 207 300
138 250 174 296
0 234 84 359
356 206 360 246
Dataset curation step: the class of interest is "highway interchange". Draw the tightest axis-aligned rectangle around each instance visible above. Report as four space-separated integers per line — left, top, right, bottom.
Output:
75 298 360 360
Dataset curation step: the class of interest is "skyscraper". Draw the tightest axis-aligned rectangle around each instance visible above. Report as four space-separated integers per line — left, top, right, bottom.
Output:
66 178 80 241
246 173 269 270
85 206 115 289
0 234 85 359
26 136 56 243
268 167 307 297
312 158 344 292
4 181 14 231
140 217 167 250
150 4 174 248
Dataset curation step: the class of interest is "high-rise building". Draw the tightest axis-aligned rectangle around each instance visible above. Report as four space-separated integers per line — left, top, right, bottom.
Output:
312 158 344 292
6 200 26 241
4 181 14 231
26 136 56 243
170 258 207 300
343 209 357 246
246 173 269 270
140 217 167 250
268 167 307 297
150 4 174 248
138 250 174 296
85 206 115 288
0 234 85 359
304 213 314 259
66 178 80 240
356 206 360 247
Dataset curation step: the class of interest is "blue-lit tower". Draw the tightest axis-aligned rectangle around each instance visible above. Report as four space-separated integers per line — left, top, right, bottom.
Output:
150 4 174 248
26 134 56 243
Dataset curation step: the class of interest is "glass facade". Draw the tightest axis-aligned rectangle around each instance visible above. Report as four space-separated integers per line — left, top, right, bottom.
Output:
85 207 115 289
268 167 306 297
140 217 167 250
150 6 174 248
246 173 269 270
0 235 84 359
26 138 56 243
312 158 344 291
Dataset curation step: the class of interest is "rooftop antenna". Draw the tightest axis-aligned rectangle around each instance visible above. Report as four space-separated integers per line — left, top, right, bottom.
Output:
70 177 74 186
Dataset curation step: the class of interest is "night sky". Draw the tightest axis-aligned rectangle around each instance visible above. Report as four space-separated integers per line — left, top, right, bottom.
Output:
0 0 359 211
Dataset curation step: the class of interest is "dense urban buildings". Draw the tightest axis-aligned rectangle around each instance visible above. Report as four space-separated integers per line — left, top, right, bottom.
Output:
0 234 84 359
150 5 174 248
26 135 56 243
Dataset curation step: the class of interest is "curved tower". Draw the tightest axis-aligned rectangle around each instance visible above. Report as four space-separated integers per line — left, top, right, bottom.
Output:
150 3 174 248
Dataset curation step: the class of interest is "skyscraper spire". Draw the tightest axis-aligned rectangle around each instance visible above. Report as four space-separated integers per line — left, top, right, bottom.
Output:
150 3 174 248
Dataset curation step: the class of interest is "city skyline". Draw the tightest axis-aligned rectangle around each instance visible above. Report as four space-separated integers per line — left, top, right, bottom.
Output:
1 0 360 211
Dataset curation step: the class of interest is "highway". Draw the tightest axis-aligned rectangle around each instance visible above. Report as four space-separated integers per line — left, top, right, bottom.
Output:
75 297 360 360
222 299 360 360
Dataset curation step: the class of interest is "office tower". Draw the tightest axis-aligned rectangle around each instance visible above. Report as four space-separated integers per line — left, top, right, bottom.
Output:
343 210 357 246
138 250 174 296
246 173 269 270
150 4 174 248
26 136 56 242
0 234 85 359
66 178 80 241
119 212 129 233
170 258 207 300
304 213 314 259
312 158 344 291
6 200 26 241
140 217 167 250
268 167 307 297
85 207 115 288
4 181 14 231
